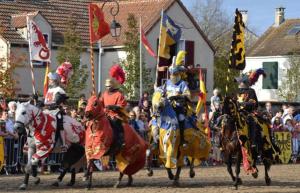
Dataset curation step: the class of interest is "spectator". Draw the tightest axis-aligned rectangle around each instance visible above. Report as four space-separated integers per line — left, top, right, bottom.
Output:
282 106 295 125
272 117 284 132
139 112 149 139
128 111 140 134
284 118 298 157
78 94 87 111
140 100 151 121
138 92 150 109
263 102 274 120
7 101 17 121
210 88 221 112
1 108 18 173
271 110 283 125
132 106 141 120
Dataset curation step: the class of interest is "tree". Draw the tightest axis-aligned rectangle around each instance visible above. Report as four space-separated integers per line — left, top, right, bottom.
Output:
56 18 88 98
120 14 152 100
191 0 256 95
277 54 300 102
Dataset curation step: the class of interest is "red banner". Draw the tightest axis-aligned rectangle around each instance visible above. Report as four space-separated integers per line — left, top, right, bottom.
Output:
141 29 157 58
88 3 110 44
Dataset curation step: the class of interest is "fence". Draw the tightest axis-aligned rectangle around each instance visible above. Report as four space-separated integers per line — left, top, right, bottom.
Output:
2 135 64 175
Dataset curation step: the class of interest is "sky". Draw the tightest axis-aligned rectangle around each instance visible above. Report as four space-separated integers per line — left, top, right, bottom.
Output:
182 0 300 35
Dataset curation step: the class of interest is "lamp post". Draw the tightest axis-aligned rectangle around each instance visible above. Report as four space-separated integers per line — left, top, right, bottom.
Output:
100 0 122 38
98 0 122 93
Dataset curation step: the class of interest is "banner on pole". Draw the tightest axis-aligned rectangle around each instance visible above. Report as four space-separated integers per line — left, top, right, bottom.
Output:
88 3 110 44
28 20 51 62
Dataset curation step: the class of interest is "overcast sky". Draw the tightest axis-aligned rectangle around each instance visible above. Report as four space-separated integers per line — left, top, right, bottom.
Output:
182 0 300 35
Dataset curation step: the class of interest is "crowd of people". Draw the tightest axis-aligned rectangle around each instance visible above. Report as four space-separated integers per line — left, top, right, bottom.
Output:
1 89 300 175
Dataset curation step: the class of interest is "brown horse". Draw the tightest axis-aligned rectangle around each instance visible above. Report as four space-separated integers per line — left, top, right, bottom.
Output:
84 95 148 189
221 97 277 190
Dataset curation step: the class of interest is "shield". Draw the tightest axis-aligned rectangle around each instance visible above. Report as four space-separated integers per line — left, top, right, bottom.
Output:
274 132 292 164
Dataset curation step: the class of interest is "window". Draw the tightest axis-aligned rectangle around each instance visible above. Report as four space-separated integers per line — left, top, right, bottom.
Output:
287 24 300 35
178 40 195 67
262 62 278 89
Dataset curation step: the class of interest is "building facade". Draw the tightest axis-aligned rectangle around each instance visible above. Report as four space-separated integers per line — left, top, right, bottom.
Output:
0 0 215 99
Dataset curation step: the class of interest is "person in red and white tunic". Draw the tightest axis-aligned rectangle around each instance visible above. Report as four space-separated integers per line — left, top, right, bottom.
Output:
44 72 68 151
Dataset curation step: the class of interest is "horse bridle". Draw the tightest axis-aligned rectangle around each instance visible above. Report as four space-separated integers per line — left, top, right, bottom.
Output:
16 108 42 129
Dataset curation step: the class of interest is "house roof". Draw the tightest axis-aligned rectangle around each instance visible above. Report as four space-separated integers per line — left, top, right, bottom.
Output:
0 0 214 51
248 19 300 57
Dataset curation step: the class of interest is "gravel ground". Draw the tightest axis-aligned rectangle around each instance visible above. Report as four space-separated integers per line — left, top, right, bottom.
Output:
0 164 300 193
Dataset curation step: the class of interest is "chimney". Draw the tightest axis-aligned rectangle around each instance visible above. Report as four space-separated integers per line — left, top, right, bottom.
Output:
275 7 285 27
239 10 248 26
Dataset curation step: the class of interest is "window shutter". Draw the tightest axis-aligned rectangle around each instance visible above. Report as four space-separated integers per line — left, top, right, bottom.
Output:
262 62 278 89
185 40 194 66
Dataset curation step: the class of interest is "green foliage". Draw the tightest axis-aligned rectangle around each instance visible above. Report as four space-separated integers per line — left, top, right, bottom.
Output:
120 14 152 100
277 54 300 102
214 54 239 95
56 19 88 98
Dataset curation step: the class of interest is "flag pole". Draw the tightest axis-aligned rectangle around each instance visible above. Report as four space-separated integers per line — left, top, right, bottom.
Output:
98 40 102 94
154 10 164 88
139 16 143 98
26 15 37 95
90 44 96 95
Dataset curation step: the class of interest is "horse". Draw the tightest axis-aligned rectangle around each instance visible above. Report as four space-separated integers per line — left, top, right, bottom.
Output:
150 88 211 186
221 97 278 189
84 95 148 189
14 102 85 190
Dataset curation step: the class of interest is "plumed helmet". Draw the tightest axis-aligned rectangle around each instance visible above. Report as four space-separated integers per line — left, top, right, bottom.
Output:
169 51 187 75
109 64 125 85
56 62 73 85
48 72 61 81
234 68 266 86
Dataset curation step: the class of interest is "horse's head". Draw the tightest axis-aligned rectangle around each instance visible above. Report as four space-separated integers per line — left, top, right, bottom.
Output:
85 94 104 120
152 88 166 114
14 101 38 134
222 96 238 117
220 113 239 152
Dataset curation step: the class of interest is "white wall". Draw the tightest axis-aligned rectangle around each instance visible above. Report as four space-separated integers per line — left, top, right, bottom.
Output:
245 56 289 102
100 1 215 100
12 46 96 97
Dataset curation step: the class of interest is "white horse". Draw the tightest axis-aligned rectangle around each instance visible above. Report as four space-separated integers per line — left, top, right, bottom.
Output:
14 102 85 190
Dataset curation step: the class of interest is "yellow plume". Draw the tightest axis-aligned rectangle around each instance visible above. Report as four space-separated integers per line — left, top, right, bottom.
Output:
176 51 186 65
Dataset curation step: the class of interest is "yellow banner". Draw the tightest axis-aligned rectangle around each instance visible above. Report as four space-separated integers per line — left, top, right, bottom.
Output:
274 132 292 164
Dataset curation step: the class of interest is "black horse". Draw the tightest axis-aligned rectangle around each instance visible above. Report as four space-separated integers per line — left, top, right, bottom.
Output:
220 97 279 189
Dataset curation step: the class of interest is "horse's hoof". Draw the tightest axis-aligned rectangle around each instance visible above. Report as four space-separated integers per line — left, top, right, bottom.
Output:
67 181 75 186
147 169 153 177
127 176 133 186
234 185 238 190
19 184 27 190
51 181 59 187
237 178 242 185
34 177 40 185
168 172 174 180
86 184 91 190
173 180 180 187
189 170 195 178
265 177 271 186
113 181 120 188
252 172 258 179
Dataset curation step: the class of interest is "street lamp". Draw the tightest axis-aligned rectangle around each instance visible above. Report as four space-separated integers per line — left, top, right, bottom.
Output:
101 0 122 38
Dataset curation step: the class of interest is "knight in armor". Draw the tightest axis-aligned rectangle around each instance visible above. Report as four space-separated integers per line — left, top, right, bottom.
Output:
100 65 127 150
44 72 68 151
165 51 191 147
234 69 266 148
